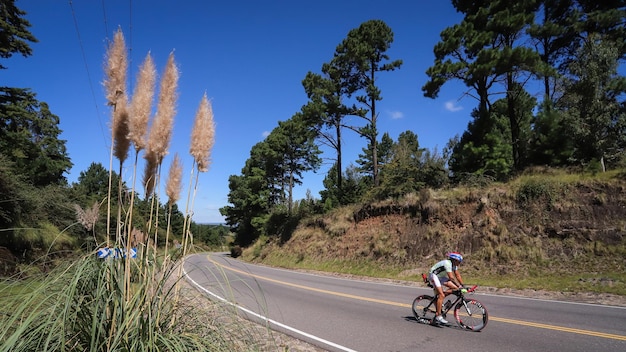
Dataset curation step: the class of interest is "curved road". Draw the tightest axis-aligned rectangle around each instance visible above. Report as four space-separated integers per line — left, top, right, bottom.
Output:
183 253 626 352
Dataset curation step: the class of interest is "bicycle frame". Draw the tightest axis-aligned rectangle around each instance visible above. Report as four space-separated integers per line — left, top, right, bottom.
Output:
427 286 474 317
412 284 487 331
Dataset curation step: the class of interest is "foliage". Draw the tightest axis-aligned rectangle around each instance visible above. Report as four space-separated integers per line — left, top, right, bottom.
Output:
0 0 37 69
0 87 72 186
221 113 321 246
264 206 301 243
0 154 28 229
356 131 394 179
0 154 79 261
192 223 229 248
371 130 425 200
320 162 365 210
292 189 324 217
529 101 575 166
220 154 270 247
264 114 322 212
449 107 512 181
560 35 626 169
425 1 625 179
334 20 402 187
11 221 76 255
515 178 558 207
71 162 122 204
418 148 450 189
301 56 359 196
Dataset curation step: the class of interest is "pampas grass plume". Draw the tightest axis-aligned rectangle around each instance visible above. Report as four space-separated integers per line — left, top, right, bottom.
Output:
74 202 100 232
105 28 130 163
190 93 215 172
104 28 127 107
166 154 183 204
147 51 179 163
129 52 156 152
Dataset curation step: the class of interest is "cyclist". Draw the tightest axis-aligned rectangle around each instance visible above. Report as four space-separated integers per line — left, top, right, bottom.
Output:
428 252 466 324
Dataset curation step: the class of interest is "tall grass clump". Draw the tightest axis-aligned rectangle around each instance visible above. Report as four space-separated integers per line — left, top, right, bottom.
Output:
0 254 233 352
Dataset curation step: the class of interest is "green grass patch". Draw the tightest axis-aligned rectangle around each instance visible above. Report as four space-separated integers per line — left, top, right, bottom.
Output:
255 251 409 280
250 249 626 296
0 279 40 297
471 271 626 295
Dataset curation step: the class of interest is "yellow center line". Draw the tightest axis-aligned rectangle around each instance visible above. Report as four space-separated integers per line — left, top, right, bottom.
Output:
206 255 626 341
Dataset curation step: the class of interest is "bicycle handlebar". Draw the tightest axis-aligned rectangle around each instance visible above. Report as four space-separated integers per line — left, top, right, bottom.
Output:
453 285 478 295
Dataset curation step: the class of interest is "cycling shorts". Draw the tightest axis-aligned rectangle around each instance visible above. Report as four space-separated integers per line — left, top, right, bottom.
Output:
429 273 450 288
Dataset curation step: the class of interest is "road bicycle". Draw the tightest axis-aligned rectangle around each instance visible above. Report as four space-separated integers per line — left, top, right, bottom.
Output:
412 274 488 332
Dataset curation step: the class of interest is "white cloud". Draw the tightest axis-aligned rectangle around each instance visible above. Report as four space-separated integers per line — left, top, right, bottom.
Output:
445 100 463 112
388 110 404 119
262 131 270 138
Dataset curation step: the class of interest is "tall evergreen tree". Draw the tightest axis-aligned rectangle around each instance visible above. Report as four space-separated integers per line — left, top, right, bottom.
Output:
528 0 578 101
221 114 321 244
375 131 425 199
335 20 402 187
561 35 626 170
0 88 72 186
425 1 546 174
302 59 357 197
265 114 322 213
220 153 270 247
576 0 626 61
0 0 37 69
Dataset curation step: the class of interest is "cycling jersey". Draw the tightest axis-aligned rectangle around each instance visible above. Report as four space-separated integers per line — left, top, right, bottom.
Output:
429 259 457 279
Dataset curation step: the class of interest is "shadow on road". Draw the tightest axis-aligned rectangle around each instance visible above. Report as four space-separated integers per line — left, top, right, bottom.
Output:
404 316 471 331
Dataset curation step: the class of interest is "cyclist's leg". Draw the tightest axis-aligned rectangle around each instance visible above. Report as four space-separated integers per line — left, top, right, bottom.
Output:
443 280 459 295
430 274 445 316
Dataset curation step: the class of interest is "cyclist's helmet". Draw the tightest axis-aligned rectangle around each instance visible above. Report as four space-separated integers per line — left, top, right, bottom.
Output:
448 252 463 263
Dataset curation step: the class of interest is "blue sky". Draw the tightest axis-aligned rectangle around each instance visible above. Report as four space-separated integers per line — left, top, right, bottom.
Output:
4 0 475 224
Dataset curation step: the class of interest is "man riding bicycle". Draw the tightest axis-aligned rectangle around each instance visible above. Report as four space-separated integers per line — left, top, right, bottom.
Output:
428 252 466 324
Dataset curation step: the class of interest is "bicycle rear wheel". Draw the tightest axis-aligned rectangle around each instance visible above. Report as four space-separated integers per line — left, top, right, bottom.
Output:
412 295 436 323
453 298 488 331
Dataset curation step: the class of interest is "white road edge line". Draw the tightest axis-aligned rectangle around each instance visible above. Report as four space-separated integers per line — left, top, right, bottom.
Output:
183 267 358 352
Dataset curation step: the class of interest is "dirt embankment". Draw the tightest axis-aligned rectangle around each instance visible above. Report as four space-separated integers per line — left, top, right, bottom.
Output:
254 177 626 292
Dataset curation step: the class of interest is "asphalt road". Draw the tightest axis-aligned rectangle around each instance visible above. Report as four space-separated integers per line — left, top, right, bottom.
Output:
183 252 626 352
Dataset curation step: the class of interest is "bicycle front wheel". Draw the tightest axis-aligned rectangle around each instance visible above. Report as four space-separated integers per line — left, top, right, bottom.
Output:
412 295 436 323
454 298 488 332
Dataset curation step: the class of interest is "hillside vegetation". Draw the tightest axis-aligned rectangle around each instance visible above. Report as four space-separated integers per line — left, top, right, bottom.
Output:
243 169 626 296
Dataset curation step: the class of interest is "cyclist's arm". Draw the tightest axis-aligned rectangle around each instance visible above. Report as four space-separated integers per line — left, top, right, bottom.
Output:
453 270 464 288
446 271 459 289
447 270 464 288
